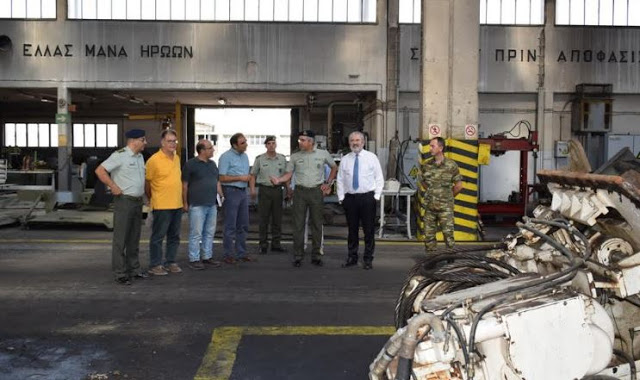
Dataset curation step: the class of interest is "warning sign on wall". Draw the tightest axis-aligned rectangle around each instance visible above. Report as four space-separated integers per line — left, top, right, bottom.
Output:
409 165 420 179
464 124 478 139
428 124 441 139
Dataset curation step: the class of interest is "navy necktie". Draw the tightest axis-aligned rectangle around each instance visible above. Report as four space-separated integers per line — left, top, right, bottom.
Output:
353 154 359 190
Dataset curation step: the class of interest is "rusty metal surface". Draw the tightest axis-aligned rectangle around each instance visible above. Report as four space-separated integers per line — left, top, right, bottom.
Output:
538 169 640 207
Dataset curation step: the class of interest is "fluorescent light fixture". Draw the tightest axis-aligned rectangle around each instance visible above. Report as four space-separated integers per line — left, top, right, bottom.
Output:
19 91 39 100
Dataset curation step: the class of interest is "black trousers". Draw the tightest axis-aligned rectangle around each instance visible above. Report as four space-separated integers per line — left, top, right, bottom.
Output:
343 191 376 263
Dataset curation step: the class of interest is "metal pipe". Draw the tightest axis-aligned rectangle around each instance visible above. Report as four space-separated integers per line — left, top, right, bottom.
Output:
526 217 591 259
517 221 576 261
613 348 637 380
395 313 446 380
368 327 407 380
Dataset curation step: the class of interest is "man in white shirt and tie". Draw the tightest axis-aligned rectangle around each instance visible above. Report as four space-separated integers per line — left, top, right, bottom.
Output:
336 131 384 270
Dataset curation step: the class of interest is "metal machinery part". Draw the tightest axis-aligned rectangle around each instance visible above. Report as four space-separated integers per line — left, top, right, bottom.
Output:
371 161 640 380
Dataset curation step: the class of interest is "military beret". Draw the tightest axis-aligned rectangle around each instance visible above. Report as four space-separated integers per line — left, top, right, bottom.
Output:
299 130 315 139
264 135 276 144
125 129 145 139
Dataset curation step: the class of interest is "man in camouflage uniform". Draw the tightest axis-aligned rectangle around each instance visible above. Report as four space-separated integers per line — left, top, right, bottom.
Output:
422 137 463 251
250 135 289 254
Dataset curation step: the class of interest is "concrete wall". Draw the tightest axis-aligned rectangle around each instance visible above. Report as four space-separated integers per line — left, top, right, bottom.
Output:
0 9 387 93
400 25 640 93
609 95 640 134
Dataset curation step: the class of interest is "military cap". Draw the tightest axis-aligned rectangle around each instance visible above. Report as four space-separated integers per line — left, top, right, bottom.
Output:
299 130 315 139
125 129 145 139
264 135 276 144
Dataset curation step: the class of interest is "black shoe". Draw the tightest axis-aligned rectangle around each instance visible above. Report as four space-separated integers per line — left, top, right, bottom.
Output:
259 247 268 254
202 259 222 267
271 246 287 253
115 277 132 286
132 272 149 279
363 263 373 270
341 259 358 268
311 259 323 267
188 261 205 270
293 260 302 268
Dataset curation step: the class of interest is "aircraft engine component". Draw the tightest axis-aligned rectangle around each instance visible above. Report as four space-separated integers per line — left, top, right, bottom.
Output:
374 161 640 380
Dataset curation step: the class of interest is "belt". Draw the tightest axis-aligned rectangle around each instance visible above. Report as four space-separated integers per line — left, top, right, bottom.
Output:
258 184 283 188
118 194 143 201
296 185 322 190
346 191 374 197
223 185 246 190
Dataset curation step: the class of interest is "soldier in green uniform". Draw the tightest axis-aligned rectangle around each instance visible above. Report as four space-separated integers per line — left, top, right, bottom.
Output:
249 135 289 254
422 137 463 252
271 130 337 267
95 129 148 285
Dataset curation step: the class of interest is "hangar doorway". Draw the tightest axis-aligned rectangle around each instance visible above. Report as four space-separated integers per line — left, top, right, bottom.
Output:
193 107 292 164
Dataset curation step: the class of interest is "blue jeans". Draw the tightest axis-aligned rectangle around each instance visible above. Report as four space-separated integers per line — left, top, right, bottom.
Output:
222 186 249 258
188 205 218 262
149 208 182 267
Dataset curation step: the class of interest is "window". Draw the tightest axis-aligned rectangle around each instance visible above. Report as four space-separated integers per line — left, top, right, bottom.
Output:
3 123 59 147
399 0 543 25
72 123 118 148
0 0 56 18
248 135 267 145
68 0 376 22
480 0 544 24
556 0 640 26
399 0 419 23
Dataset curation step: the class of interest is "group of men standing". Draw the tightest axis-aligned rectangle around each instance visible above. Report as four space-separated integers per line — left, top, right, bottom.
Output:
96 128 191 284
95 126 463 286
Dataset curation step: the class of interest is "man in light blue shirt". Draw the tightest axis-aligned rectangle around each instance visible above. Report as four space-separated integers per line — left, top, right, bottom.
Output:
218 133 254 264
95 129 147 285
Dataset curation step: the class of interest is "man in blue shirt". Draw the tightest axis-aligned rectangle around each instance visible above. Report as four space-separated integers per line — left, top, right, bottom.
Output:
218 133 254 264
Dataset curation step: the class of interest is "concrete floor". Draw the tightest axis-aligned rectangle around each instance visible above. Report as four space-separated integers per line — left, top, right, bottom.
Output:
0 208 513 380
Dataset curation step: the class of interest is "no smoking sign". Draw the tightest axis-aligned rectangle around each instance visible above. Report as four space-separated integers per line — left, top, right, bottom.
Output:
465 124 477 139
428 124 441 138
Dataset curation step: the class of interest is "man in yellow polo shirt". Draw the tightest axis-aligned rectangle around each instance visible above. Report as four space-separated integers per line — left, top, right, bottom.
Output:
145 129 183 276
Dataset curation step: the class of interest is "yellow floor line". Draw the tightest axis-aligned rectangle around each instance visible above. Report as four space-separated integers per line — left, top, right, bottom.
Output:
194 326 395 380
195 327 244 380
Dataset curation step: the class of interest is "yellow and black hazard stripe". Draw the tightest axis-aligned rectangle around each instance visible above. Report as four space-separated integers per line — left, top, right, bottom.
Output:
416 139 479 242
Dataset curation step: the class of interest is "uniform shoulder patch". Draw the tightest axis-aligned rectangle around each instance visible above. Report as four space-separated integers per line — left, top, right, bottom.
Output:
116 148 126 153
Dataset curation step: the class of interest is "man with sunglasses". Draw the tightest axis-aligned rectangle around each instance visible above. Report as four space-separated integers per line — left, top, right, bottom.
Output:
95 129 147 285
271 130 337 268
